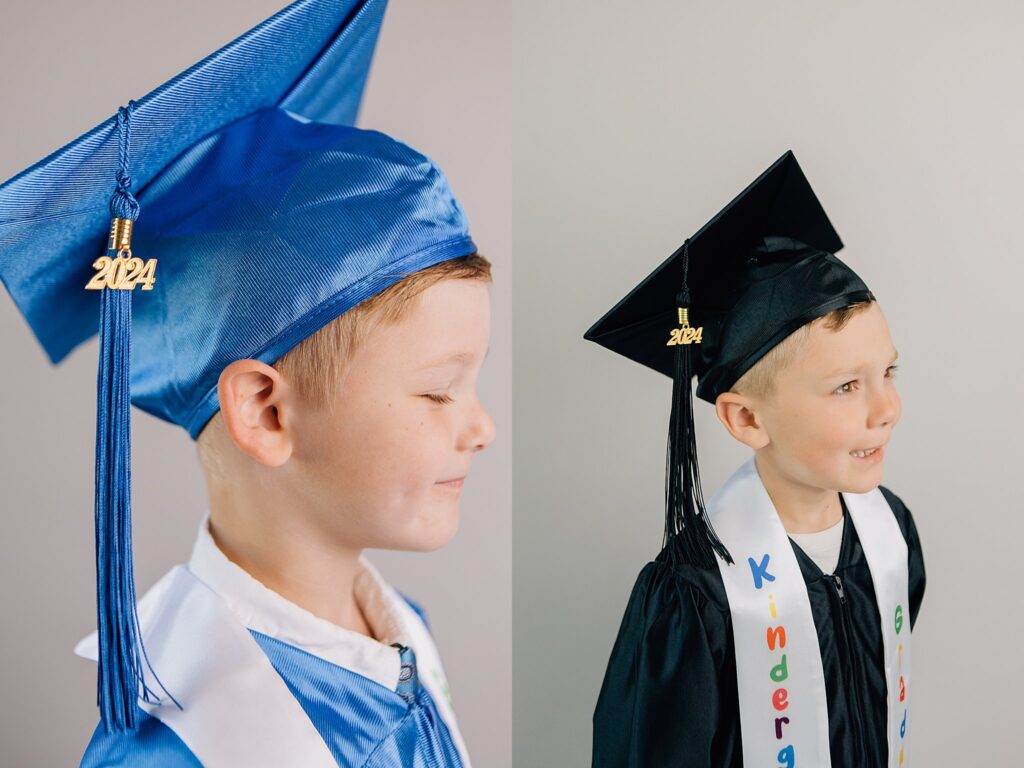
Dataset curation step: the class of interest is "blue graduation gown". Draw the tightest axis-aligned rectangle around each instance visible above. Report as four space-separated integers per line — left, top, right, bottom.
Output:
81 623 464 767
76 515 471 768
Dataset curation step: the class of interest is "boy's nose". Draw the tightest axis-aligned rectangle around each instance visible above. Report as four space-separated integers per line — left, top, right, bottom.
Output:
463 399 497 453
869 385 901 429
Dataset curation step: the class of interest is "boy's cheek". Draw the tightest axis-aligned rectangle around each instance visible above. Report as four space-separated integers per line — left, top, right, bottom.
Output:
790 406 854 450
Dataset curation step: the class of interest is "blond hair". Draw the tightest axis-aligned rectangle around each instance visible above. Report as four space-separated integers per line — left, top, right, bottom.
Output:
196 253 492 466
729 300 874 401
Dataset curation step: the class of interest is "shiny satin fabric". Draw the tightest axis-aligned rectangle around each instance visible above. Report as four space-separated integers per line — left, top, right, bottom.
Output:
81 710 202 767
0 0 387 366
0 0 481 439
128 106 476 437
1 103 476 438
75 560 472 767
251 631 465 768
693 240 873 403
583 151 873 403
592 486 926 768
81 631 465 768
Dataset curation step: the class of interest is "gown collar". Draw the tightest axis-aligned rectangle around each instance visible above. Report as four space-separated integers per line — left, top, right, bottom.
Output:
187 511 407 692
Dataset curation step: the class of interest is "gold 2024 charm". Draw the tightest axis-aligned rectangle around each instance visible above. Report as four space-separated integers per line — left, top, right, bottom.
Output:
85 217 157 291
85 255 157 290
666 306 702 346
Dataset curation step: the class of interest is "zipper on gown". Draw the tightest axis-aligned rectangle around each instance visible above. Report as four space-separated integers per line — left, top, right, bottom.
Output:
827 572 871 765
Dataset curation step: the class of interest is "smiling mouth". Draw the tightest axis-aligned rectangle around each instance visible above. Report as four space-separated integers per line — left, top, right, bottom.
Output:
436 477 465 487
850 445 884 462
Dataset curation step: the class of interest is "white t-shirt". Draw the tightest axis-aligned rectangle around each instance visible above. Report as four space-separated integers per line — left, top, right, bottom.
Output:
788 514 845 574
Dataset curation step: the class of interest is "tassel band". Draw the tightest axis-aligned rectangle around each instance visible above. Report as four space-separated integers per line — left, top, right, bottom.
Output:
108 218 134 253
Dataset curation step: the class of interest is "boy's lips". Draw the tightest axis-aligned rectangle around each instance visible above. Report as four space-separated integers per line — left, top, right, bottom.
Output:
850 444 885 463
436 476 466 489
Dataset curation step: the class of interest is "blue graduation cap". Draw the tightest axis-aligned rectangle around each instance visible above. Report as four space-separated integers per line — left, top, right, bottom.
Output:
0 0 476 732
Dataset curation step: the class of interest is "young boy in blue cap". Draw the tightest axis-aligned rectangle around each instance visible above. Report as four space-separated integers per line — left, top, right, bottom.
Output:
587 151 925 767
0 1 493 765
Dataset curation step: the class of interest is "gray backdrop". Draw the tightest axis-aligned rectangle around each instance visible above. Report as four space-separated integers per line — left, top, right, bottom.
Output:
0 1 511 766
514 1 1022 765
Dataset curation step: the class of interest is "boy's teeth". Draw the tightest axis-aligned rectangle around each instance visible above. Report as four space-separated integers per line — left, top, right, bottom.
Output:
851 447 878 458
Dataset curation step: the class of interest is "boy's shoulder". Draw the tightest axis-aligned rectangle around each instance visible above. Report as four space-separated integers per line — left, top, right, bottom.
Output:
877 483 908 508
877 483 920 543
80 709 201 768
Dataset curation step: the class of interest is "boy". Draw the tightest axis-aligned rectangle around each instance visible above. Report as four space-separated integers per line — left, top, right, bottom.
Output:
0 1 493 765
586 151 925 767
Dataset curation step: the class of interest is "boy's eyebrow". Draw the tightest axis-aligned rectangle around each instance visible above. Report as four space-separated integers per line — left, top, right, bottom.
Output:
420 346 489 369
823 348 899 378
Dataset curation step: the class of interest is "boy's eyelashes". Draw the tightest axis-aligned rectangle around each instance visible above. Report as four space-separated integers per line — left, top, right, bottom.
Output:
833 365 899 396
422 392 455 405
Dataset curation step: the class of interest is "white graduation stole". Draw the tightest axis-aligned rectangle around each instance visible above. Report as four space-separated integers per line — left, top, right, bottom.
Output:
77 566 339 767
75 564 472 768
709 458 911 767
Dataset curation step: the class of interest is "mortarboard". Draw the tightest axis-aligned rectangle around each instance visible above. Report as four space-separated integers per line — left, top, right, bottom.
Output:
0 0 477 732
584 150 873 570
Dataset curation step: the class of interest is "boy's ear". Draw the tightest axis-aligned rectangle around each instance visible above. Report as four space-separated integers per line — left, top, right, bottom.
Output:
217 359 294 467
714 391 770 451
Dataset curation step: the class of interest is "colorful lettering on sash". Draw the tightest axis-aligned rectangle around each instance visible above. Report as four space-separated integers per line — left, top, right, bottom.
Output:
771 654 789 683
748 554 776 589
751 558 794 766
898 639 906 701
772 688 789 711
895 605 908 765
899 711 907 765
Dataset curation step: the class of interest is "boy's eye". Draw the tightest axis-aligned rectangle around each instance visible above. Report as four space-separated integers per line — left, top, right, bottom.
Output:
834 366 899 396
423 392 454 405
835 381 856 395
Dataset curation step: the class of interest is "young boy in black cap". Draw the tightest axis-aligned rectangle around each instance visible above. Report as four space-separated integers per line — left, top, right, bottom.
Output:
587 151 925 768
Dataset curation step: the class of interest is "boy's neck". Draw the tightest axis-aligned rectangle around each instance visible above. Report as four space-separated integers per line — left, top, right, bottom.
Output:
206 489 375 639
753 453 843 534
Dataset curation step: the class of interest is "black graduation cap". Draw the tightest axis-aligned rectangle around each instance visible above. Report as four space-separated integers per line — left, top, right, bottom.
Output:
584 150 874 569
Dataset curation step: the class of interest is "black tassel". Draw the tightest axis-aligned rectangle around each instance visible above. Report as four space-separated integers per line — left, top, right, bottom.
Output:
663 241 733 570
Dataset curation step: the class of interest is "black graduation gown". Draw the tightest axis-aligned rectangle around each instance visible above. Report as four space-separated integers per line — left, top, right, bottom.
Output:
592 485 926 768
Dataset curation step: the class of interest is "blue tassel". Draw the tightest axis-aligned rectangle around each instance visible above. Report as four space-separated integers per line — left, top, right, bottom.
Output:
94 102 178 733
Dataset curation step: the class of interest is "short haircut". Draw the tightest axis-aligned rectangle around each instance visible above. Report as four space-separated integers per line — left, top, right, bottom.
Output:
728 299 875 402
196 253 492 463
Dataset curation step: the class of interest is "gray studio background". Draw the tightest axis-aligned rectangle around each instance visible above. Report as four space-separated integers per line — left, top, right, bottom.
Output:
0 1 511 766
515 1 1022 766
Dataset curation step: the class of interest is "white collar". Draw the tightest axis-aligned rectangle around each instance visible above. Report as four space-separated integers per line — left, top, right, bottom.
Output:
186 512 407 691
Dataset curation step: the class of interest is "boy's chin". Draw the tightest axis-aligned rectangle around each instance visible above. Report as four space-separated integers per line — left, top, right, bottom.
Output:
837 467 885 495
384 511 461 553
